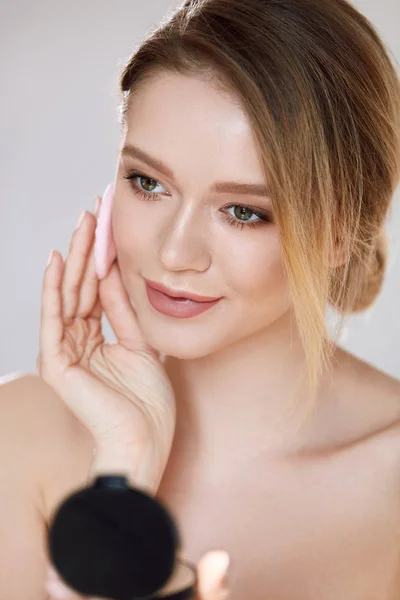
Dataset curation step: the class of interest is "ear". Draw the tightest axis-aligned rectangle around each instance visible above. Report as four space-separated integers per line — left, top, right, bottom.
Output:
94 183 117 280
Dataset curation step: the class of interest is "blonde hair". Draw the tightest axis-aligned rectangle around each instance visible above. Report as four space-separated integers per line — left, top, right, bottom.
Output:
116 0 400 425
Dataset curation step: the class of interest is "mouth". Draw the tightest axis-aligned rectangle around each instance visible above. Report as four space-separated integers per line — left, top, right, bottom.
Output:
144 280 222 319
143 278 221 303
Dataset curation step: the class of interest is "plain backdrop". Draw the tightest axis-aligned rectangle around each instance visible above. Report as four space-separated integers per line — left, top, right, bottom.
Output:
0 0 399 381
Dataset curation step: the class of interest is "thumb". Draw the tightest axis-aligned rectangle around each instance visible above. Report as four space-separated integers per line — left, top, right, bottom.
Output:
197 550 230 599
98 260 143 348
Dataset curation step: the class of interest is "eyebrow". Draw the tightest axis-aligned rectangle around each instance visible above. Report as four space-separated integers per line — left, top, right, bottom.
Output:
121 143 270 198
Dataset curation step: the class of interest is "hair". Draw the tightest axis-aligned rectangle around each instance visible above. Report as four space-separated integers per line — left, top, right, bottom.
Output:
115 0 400 427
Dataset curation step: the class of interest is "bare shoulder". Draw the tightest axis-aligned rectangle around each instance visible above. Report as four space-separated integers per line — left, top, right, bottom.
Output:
0 372 94 522
336 346 400 421
305 346 400 459
333 345 400 460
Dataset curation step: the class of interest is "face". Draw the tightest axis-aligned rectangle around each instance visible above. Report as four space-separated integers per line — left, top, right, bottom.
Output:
112 72 292 359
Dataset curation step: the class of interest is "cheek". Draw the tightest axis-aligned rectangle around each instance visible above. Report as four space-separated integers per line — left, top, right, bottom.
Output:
112 203 150 261
222 234 287 297
110 212 151 302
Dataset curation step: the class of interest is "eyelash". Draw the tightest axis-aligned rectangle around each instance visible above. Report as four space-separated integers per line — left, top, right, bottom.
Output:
122 170 273 230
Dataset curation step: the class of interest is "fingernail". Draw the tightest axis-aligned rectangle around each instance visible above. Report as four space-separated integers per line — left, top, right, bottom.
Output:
74 210 86 232
94 195 101 216
218 551 230 586
102 182 114 200
47 250 54 267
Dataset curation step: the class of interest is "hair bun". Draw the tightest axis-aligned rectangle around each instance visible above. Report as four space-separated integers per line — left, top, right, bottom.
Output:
329 229 390 315
350 229 389 313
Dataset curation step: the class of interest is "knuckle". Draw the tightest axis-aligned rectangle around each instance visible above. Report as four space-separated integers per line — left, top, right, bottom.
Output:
64 281 81 295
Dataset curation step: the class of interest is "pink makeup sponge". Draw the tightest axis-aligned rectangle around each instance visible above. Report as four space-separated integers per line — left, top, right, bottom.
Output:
94 183 117 280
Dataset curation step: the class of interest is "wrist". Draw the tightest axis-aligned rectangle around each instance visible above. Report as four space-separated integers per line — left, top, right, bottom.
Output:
87 437 164 497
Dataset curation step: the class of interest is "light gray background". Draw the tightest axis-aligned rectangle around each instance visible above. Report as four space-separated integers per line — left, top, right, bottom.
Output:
1 0 399 382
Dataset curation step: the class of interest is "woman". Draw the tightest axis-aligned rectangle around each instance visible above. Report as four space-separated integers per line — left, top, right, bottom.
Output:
2 0 400 598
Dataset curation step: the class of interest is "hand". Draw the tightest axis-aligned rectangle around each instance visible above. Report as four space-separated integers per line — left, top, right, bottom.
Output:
38 190 176 492
45 550 231 600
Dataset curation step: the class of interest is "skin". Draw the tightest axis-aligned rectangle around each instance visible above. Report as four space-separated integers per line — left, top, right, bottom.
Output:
112 71 342 473
42 71 400 599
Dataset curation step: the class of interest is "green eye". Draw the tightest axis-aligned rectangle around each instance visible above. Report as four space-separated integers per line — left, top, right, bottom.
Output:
122 170 273 230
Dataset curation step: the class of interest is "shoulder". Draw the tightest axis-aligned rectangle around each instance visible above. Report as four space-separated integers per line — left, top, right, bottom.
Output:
307 346 400 461
334 346 400 432
0 372 94 521
334 346 400 480
0 371 92 445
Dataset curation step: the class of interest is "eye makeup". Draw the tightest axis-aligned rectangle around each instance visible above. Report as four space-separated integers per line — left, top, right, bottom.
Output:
121 169 274 230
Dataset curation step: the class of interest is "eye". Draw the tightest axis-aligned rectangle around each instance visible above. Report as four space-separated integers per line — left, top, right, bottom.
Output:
122 170 273 230
220 205 272 230
123 171 167 198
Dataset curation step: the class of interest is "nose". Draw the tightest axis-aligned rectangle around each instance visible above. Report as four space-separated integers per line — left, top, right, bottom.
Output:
156 201 211 273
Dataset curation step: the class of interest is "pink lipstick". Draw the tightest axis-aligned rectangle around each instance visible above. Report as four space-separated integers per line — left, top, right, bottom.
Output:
144 279 221 319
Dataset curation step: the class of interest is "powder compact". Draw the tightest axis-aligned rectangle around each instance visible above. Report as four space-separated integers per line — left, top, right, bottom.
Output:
47 475 198 600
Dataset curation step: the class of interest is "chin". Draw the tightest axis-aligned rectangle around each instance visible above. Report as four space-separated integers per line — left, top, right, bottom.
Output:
147 339 215 361
139 326 221 361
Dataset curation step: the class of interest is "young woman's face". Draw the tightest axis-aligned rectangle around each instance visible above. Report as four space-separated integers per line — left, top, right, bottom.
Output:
112 72 292 359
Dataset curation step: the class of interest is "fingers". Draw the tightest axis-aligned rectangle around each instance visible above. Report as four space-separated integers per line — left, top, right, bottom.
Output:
39 195 102 381
61 205 98 325
98 261 144 351
40 249 65 367
76 197 102 319
58 191 143 350
196 550 230 600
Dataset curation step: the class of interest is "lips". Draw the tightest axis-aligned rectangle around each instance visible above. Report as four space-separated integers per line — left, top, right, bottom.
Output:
144 280 222 319
143 278 220 303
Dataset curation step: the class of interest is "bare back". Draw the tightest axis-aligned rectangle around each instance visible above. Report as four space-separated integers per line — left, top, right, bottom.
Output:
1 347 400 599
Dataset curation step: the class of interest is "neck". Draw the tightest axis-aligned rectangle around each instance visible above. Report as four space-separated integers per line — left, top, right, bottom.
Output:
163 308 339 474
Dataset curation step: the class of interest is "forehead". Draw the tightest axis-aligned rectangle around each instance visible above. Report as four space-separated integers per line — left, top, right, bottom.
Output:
123 72 264 180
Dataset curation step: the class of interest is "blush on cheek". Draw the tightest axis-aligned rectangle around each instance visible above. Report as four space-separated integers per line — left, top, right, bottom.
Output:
224 242 283 295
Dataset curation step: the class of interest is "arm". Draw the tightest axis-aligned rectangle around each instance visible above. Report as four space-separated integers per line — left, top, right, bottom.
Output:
87 432 165 495
0 375 53 599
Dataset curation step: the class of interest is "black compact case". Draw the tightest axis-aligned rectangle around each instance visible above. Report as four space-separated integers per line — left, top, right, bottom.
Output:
47 475 198 600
